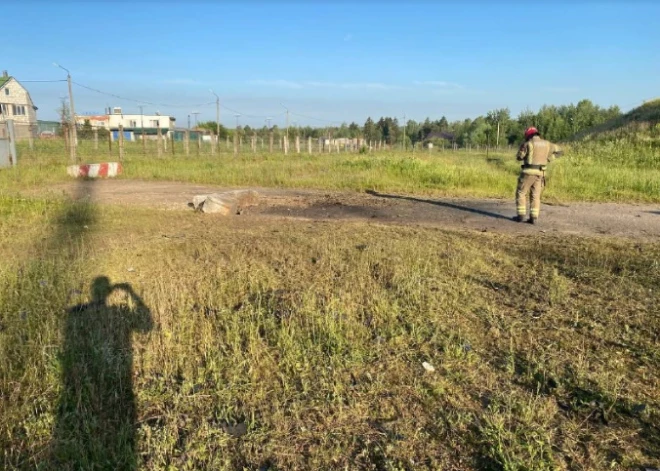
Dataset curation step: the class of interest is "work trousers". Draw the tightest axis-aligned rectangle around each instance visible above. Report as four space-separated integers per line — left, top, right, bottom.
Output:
516 173 544 219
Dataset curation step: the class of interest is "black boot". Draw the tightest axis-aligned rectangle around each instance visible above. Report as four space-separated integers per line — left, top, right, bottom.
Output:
527 217 537 225
513 215 524 223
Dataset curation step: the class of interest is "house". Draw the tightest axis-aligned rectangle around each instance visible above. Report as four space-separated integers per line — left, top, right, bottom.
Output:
74 113 109 129
105 107 175 141
73 107 176 141
0 70 39 140
424 131 455 142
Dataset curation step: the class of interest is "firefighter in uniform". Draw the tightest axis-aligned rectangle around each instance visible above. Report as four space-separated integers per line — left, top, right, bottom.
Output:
513 127 563 224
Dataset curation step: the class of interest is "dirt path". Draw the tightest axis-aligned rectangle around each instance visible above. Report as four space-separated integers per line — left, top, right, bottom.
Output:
32 179 660 239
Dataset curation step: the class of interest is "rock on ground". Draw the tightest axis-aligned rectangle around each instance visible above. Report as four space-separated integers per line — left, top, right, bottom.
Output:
191 190 260 215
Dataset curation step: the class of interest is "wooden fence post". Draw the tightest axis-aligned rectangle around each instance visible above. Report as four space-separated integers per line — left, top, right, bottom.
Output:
197 134 202 156
269 132 274 153
157 127 163 157
185 130 190 156
118 124 125 161
93 128 98 151
108 127 112 154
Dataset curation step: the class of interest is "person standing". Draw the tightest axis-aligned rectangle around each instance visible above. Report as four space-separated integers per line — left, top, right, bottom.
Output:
513 127 563 224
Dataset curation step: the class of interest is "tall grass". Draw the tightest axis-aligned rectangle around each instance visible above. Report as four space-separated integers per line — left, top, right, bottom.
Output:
1 197 659 470
4 137 660 203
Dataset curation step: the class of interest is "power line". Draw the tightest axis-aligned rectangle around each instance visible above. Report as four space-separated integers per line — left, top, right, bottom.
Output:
220 103 285 120
19 79 68 83
70 79 343 125
290 111 343 125
72 81 216 109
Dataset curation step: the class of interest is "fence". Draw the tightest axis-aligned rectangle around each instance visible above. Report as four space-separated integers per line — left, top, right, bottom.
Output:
9 121 515 165
0 120 18 168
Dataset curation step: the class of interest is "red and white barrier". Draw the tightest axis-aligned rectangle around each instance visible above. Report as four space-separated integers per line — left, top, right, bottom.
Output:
67 162 122 178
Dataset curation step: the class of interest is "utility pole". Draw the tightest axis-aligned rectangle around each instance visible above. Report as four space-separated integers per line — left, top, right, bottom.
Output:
138 105 145 153
54 62 77 162
234 114 240 156
187 114 191 130
403 114 406 151
210 89 220 150
191 112 200 129
280 103 289 142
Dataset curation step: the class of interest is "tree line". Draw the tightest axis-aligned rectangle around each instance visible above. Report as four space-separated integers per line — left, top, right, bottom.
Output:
198 99 621 147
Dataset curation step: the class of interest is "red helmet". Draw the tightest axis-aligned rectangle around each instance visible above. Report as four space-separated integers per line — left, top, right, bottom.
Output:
524 127 539 139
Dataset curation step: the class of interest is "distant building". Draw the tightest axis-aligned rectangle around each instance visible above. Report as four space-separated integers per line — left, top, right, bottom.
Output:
317 137 364 147
74 114 109 129
424 131 455 142
75 106 176 141
0 70 39 140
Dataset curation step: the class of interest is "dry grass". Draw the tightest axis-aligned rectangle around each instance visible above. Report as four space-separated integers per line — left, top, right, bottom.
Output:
1 190 658 470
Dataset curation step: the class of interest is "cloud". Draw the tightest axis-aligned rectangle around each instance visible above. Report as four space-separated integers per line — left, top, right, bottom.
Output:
413 80 465 90
247 79 304 89
307 81 401 90
248 80 404 91
162 78 203 85
542 87 579 93
344 33 353 42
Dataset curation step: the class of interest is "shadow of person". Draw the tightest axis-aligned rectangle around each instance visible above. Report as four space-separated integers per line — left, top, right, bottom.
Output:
50 276 153 470
365 189 511 220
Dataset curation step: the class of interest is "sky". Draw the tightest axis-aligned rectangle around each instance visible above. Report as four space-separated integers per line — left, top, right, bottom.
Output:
3 1 659 128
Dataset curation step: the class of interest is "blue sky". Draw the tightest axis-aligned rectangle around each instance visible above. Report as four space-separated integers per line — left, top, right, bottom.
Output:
4 1 659 127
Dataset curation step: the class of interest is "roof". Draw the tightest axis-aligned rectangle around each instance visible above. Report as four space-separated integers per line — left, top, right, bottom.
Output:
0 76 38 111
0 75 11 89
76 115 109 121
425 131 455 141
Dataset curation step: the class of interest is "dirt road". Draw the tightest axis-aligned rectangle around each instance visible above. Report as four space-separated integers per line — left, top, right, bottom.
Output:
32 180 660 239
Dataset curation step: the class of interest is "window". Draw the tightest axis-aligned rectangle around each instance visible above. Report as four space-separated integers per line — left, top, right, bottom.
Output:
4 88 8 96
12 105 26 116
151 120 159 127
0 103 8 115
129 120 137 127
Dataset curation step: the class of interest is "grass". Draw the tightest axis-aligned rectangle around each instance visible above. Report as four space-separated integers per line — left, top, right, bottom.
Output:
1 191 659 470
4 136 660 203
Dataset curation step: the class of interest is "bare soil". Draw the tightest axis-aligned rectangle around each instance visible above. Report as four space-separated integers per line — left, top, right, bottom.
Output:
31 179 660 240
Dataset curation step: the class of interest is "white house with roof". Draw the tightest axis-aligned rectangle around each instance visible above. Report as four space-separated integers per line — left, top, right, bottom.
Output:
0 70 39 140
75 106 176 141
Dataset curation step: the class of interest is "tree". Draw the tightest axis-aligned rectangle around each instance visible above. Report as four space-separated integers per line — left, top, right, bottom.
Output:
348 122 361 139
197 121 230 139
79 119 94 139
57 98 71 138
486 108 511 147
363 117 380 142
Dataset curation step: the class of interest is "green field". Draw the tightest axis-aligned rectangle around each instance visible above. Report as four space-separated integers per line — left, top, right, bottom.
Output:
6 137 660 203
1 139 659 470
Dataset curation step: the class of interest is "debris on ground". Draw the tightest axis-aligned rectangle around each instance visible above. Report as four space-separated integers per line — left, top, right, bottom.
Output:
422 361 435 373
190 190 260 215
